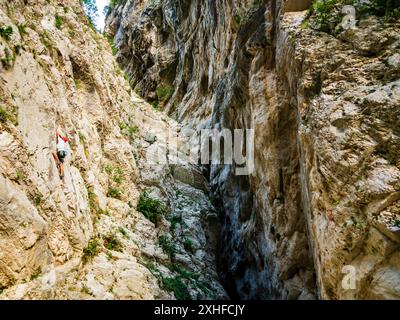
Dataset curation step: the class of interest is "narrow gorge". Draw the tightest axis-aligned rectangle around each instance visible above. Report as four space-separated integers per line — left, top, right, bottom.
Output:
0 0 399 300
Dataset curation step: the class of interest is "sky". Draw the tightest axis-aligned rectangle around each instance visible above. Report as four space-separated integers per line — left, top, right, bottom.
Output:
95 0 110 31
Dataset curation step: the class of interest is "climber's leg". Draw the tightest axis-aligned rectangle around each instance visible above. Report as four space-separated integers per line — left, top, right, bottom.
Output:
52 151 62 178
59 162 64 179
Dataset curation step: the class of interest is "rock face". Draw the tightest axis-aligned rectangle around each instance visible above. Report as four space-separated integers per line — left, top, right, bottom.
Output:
107 0 400 299
0 0 226 299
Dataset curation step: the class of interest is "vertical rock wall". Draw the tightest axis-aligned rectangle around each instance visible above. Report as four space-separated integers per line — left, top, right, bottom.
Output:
0 0 226 300
107 0 400 299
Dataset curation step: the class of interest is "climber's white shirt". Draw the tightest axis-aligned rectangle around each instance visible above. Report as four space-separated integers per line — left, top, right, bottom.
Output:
57 136 67 152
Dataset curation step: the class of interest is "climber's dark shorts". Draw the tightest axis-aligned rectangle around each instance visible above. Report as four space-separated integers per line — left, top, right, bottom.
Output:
57 150 67 163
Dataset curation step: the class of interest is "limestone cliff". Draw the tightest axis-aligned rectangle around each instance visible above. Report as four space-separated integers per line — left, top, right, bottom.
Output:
106 0 400 299
0 0 226 299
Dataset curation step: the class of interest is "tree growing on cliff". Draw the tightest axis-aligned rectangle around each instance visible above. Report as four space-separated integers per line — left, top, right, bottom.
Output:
81 0 98 29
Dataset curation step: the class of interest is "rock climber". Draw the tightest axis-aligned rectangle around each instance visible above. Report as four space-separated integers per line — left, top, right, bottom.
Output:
52 130 69 179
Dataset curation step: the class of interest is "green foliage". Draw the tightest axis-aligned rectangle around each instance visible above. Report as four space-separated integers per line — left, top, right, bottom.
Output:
151 100 159 110
107 187 123 199
137 191 166 225
30 267 41 280
0 107 9 123
161 276 191 300
310 0 341 33
357 0 388 17
394 219 400 228
355 220 367 229
103 233 123 252
105 164 124 184
78 132 86 143
235 14 242 26
300 19 310 29
55 14 63 29
1 48 14 69
16 169 26 182
33 192 42 206
87 185 100 215
139 258 160 276
107 36 117 55
158 235 176 258
82 238 100 263
82 0 99 29
119 122 138 137
169 215 182 232
183 236 195 253
166 264 211 297
0 107 18 126
17 24 26 35
309 0 400 34
0 26 13 40
156 85 174 103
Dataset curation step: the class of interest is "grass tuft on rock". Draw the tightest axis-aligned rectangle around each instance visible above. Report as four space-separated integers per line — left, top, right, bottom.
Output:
0 26 13 40
55 14 63 29
137 191 166 225
161 276 191 300
82 238 100 263
103 233 123 252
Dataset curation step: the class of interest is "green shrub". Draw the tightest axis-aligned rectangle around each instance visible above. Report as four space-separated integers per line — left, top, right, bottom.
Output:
309 0 400 34
105 164 124 184
161 276 191 300
33 192 42 206
0 26 13 40
394 219 400 228
139 258 160 277
167 263 198 281
137 191 166 225
107 36 117 55
169 215 182 232
82 238 100 263
357 0 387 17
183 236 195 253
1 49 14 69
18 24 27 35
107 187 123 199
55 14 63 29
119 122 138 137
235 14 242 26
158 235 176 258
156 85 174 103
103 234 123 252
0 107 8 123
78 132 86 143
310 0 341 33
151 100 159 110
16 169 26 182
